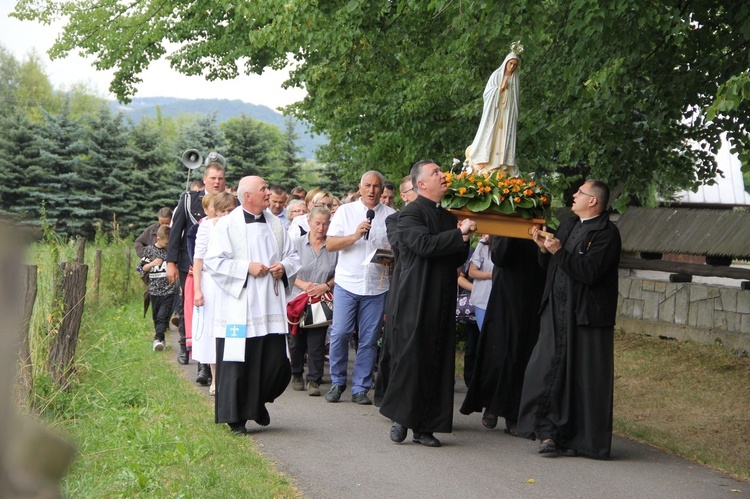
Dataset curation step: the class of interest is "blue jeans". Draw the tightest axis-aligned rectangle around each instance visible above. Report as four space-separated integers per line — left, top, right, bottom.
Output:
475 307 487 331
328 285 387 394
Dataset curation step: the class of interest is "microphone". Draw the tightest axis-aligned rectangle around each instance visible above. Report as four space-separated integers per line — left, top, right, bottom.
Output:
365 209 375 240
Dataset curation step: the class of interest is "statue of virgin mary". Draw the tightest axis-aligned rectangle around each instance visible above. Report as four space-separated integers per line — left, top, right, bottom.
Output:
465 41 523 177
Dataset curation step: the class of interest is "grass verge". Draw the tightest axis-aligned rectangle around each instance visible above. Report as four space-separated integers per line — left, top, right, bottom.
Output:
613 329 750 481
45 298 297 497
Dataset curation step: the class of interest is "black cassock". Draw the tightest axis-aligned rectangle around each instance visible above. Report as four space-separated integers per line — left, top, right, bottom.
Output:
375 196 468 434
459 237 545 426
517 214 621 459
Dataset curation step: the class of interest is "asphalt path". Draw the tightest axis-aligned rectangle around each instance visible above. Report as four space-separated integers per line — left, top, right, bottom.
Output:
168 329 746 498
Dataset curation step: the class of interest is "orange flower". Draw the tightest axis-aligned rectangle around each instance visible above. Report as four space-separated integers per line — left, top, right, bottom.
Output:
529 181 536 187
514 196 522 203
503 188 510 194
541 196 549 204
477 181 483 188
524 189 534 197
512 185 521 192
458 187 467 195
445 172 453 181
469 174 475 182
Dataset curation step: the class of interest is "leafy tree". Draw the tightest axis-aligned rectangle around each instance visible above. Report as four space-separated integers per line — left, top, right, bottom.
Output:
0 45 20 112
219 114 282 185
12 0 750 207
15 51 56 122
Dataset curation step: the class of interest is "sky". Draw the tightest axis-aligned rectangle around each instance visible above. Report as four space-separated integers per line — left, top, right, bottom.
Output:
0 4 307 110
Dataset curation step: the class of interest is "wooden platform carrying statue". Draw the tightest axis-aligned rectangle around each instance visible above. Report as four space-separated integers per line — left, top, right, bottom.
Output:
465 41 523 177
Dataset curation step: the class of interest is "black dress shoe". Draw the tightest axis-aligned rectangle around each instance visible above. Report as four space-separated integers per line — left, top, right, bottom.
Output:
177 348 189 365
390 423 407 443
412 432 441 447
228 422 247 435
254 407 270 427
559 446 579 457
538 438 559 454
196 364 210 385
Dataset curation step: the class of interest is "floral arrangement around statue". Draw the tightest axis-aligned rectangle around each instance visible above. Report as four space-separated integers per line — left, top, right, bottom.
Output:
441 168 551 220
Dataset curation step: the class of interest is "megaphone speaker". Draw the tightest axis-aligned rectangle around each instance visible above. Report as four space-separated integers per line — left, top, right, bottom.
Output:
205 151 226 167
181 149 203 170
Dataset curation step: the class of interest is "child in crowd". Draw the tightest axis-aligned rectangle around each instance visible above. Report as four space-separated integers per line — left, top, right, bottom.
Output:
192 191 237 396
140 225 177 351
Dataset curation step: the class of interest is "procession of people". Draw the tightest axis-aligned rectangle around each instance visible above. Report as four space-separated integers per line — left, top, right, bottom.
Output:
135 151 619 459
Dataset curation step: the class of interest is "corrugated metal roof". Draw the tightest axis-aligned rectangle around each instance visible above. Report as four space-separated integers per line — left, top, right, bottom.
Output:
617 207 750 259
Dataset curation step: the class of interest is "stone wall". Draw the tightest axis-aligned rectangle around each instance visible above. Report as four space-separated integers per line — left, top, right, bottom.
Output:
617 273 750 355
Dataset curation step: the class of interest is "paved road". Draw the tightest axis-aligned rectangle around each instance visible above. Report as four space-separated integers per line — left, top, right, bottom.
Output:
169 331 746 498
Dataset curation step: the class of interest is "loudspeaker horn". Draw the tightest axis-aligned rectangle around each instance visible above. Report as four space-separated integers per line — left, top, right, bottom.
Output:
181 149 203 170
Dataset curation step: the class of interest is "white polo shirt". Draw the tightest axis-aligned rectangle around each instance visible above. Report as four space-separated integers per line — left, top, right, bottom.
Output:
327 199 396 296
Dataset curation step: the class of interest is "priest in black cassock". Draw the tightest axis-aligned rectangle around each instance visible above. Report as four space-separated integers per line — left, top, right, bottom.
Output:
459 236 546 435
375 160 475 448
517 179 621 459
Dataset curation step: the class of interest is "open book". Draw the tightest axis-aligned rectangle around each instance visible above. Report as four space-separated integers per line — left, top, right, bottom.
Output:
361 248 395 266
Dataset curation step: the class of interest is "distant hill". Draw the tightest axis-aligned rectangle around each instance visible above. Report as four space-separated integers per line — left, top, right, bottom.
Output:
109 97 326 159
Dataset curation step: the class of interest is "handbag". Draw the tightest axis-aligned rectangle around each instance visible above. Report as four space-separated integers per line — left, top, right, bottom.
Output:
300 292 334 329
456 292 476 324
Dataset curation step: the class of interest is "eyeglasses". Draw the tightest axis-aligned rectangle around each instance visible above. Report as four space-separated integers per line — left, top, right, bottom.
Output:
577 188 595 198
314 203 333 208
401 188 414 194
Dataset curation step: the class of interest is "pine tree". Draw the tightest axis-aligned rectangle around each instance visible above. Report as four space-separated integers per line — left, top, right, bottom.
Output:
269 116 302 188
176 112 227 189
221 115 282 186
19 101 88 235
130 116 182 230
0 111 40 217
84 107 138 237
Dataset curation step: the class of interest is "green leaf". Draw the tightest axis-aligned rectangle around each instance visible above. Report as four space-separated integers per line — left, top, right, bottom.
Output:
467 195 492 212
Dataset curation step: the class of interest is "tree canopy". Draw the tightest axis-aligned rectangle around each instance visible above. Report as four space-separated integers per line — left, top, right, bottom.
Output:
12 0 749 207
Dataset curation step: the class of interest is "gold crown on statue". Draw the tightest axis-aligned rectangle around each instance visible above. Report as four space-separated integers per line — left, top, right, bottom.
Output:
510 40 524 57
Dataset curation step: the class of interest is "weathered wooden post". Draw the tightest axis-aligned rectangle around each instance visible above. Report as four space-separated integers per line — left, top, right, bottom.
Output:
75 237 86 264
2 223 74 496
47 262 88 388
15 265 37 407
94 249 102 302
124 247 132 294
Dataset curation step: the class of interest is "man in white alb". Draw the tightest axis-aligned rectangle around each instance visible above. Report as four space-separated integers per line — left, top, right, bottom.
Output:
204 176 301 435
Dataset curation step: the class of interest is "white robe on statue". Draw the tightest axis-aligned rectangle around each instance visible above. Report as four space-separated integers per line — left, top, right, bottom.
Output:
466 52 520 177
204 207 301 361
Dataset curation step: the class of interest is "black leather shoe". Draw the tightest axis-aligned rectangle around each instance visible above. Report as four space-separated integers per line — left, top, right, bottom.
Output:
196 364 210 385
559 446 579 457
538 438 558 454
228 422 247 435
254 407 270 427
412 432 441 447
177 347 189 365
390 423 407 443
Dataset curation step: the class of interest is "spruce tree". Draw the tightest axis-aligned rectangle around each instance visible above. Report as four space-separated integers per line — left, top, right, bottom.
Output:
21 101 88 236
85 107 138 237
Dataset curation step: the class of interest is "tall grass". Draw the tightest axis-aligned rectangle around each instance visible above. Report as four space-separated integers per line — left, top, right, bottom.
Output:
25 233 296 496
25 225 142 418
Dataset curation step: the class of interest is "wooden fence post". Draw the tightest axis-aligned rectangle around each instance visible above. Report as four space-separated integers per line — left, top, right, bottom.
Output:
124 247 132 294
76 237 86 264
47 262 88 388
94 250 102 302
15 265 37 407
